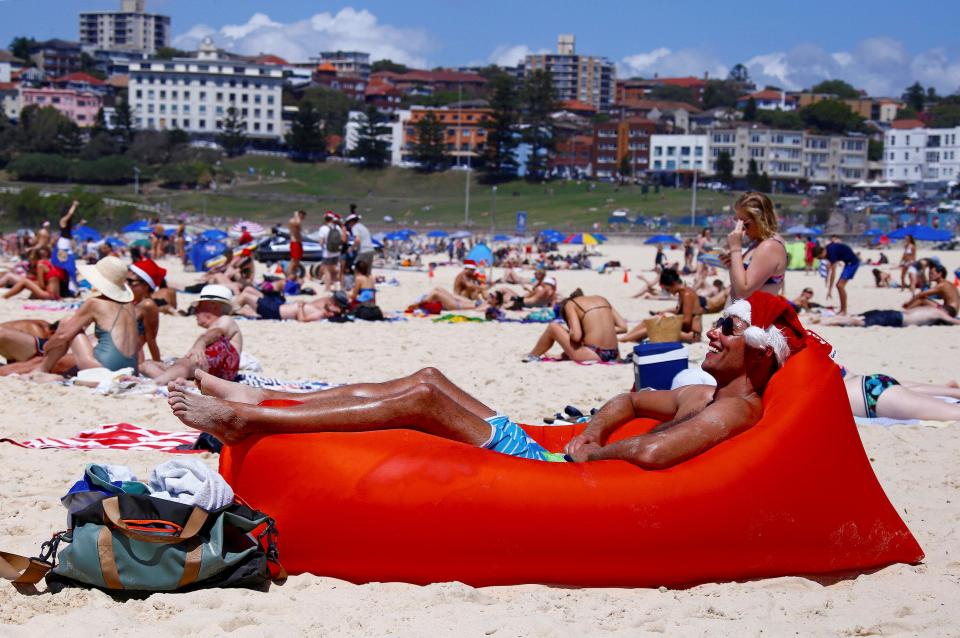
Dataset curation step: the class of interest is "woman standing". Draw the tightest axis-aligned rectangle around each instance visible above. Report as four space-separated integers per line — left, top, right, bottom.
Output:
721 192 787 300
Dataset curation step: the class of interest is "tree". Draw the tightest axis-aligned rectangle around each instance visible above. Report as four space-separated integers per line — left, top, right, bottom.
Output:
480 71 520 183
218 107 247 157
716 151 734 185
8 36 37 62
520 69 557 181
285 102 326 161
746 158 760 189
411 111 447 172
902 82 925 113
868 139 884 162
371 59 408 74
351 105 390 169
743 96 757 121
799 99 864 134
702 80 740 109
649 85 697 105
810 80 860 99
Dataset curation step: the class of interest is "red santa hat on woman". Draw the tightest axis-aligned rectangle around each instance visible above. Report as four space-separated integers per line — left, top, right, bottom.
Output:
722 292 806 366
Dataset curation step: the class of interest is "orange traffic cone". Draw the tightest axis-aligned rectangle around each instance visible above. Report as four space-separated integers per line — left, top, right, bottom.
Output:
623 269 630 284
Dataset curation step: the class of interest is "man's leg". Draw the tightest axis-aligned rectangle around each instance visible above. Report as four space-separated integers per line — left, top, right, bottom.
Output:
168 381 493 446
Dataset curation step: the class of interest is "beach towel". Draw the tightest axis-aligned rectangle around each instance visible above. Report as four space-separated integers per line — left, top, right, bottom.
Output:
149 458 234 510
1 423 200 452
236 373 339 393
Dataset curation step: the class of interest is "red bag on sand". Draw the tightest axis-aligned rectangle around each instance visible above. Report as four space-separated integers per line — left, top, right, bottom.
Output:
220 345 923 588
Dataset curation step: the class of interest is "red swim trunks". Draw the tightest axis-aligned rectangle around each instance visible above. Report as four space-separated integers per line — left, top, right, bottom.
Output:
204 337 240 381
290 241 304 261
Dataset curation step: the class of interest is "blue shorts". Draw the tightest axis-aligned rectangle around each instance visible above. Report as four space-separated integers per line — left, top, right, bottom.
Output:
839 262 859 281
482 415 566 462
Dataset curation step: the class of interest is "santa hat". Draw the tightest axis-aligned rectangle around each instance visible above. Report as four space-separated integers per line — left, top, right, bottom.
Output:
129 259 166 291
722 292 806 366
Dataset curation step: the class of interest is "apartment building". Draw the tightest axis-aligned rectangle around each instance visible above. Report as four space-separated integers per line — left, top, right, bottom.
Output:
21 87 102 126
128 38 284 140
521 35 615 111
707 126 868 184
592 118 655 179
401 105 491 163
316 51 370 81
650 134 709 172
79 0 171 55
884 121 960 184
28 39 83 78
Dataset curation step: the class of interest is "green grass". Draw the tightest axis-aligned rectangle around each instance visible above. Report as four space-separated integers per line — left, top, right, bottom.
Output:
3 157 808 231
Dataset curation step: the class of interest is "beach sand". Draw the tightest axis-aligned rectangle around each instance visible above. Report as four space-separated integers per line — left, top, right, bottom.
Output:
0 241 957 637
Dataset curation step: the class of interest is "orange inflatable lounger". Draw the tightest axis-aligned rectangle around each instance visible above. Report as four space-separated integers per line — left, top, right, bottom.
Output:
219 346 924 588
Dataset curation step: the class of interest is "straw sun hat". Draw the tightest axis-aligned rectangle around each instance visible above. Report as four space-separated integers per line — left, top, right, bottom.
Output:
77 256 133 303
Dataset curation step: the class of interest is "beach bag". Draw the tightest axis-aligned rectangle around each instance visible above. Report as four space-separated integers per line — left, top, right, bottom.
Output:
643 314 683 343
1 494 285 592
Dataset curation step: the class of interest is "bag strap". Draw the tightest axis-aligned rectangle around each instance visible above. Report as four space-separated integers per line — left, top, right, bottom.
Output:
0 551 51 585
101 497 209 545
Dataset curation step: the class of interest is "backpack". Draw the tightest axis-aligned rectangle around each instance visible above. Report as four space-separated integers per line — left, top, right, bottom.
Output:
326 225 343 254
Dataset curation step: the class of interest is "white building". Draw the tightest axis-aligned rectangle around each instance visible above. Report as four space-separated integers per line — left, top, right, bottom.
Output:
650 134 709 172
884 123 960 185
128 38 284 140
707 126 868 185
80 0 171 55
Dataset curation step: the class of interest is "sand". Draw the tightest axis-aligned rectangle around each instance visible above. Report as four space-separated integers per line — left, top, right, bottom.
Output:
0 241 958 637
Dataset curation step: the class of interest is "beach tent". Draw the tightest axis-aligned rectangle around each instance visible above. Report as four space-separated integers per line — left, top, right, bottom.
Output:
200 229 230 242
121 220 152 234
644 234 680 245
563 233 603 245
466 243 495 267
427 230 450 238
72 226 102 242
888 225 952 242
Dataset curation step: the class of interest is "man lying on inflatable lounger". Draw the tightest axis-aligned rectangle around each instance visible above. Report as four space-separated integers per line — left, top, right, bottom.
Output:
167 291 806 469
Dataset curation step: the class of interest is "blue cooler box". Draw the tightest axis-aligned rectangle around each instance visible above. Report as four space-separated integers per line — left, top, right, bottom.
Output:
633 343 689 390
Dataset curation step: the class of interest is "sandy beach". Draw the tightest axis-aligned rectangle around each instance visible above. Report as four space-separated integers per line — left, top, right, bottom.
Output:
0 241 957 637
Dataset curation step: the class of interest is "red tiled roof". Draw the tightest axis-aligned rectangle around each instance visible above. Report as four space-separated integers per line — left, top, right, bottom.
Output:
54 72 104 85
890 119 924 130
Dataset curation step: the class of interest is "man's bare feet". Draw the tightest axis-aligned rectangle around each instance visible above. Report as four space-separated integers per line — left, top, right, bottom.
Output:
167 379 246 444
194 369 264 404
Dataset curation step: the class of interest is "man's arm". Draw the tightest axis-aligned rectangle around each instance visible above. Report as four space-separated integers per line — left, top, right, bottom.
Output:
583 397 757 469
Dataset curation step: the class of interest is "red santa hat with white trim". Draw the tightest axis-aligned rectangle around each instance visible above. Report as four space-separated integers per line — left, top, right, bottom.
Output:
722 291 806 366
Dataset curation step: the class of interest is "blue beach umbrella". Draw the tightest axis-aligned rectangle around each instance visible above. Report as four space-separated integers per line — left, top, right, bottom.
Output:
645 234 680 245
73 226 102 242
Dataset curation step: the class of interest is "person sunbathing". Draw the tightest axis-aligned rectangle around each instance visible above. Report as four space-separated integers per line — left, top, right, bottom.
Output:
523 289 627 362
903 264 959 317
139 285 242 384
167 292 806 470
620 269 703 344
813 306 960 327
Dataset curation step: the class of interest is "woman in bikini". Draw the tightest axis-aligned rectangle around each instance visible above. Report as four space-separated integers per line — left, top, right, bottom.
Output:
523 289 627 362
720 191 787 301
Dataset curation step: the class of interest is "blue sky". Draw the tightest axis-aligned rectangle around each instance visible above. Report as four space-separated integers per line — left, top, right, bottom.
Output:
2 0 960 96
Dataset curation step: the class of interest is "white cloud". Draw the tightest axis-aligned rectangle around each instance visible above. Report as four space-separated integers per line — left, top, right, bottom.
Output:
173 8 433 67
619 39 960 97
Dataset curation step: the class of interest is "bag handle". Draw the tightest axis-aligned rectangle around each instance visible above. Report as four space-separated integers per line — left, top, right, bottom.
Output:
101 497 209 545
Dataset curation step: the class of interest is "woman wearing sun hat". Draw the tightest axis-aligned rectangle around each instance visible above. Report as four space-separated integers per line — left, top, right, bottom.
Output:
38 256 140 373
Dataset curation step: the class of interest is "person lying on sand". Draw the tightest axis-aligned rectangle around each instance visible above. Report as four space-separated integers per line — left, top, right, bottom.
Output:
523 289 626 362
813 306 960 328
167 292 805 469
139 285 242 384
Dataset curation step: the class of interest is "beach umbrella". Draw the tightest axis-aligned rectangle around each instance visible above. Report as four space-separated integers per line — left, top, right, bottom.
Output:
121 220 152 234
427 230 450 238
105 236 127 248
466 243 495 267
73 226 101 242
449 230 472 239
492 234 511 241
888 224 952 241
200 228 229 241
644 234 680 245
231 221 265 236
563 233 602 245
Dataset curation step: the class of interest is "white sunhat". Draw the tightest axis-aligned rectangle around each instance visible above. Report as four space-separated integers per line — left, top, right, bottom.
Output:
195 284 234 313
77 256 134 303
